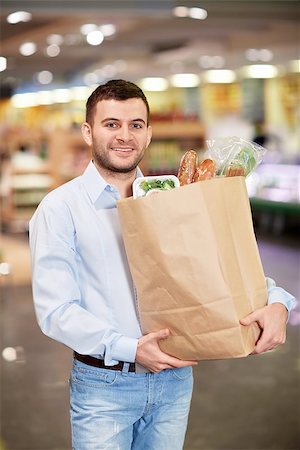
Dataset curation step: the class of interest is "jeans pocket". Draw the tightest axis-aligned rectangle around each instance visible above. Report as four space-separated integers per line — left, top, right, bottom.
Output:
171 366 193 381
72 365 119 388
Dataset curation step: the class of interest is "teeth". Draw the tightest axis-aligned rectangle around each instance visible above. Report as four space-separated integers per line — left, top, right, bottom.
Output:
113 148 132 152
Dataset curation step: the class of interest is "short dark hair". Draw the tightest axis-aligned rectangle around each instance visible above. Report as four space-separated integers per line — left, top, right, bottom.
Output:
85 79 150 125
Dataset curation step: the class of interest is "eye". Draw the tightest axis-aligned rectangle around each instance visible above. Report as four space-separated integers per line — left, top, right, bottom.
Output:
131 122 143 129
106 122 118 128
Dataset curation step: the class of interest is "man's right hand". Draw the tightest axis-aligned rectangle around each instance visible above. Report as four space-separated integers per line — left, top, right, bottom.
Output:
135 328 198 373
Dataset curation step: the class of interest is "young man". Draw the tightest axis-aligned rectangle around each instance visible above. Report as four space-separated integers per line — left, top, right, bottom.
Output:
30 79 295 449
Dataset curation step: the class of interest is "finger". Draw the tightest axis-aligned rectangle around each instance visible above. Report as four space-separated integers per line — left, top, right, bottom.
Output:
151 363 177 373
253 335 276 354
240 311 260 326
256 327 287 351
161 354 198 368
145 356 197 373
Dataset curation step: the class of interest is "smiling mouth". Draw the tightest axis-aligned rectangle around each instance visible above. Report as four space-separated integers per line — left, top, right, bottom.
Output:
112 147 134 153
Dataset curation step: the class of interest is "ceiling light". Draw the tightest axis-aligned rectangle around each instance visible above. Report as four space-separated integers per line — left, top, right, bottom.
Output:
2 347 17 362
102 65 117 78
0 57 7 72
198 55 214 69
245 48 259 61
12 93 38 108
203 70 236 83
47 34 64 45
99 24 116 37
86 30 104 46
245 48 273 62
19 42 36 56
172 6 189 17
259 49 273 62
242 65 278 78
113 59 127 72
36 70 53 84
289 59 300 73
188 7 208 20
70 86 92 101
0 262 10 275
36 90 54 105
80 24 97 35
170 73 200 88
83 72 99 86
7 11 32 24
94 68 106 81
46 44 60 57
52 89 72 103
212 56 225 68
139 77 168 92
199 55 225 69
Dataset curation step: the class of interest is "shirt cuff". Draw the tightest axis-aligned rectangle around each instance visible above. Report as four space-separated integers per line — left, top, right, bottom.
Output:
104 335 138 366
266 277 296 320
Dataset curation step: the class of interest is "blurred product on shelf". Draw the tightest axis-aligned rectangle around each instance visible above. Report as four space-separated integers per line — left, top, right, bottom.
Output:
1 145 52 233
145 120 205 175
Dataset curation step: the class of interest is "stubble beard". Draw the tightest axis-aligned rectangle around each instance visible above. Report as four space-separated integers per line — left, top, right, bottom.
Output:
92 148 144 174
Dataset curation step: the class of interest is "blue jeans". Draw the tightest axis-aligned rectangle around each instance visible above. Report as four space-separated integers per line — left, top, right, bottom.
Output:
70 359 193 450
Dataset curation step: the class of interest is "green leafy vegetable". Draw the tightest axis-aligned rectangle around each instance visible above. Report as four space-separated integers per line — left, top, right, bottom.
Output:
139 179 175 193
232 146 257 176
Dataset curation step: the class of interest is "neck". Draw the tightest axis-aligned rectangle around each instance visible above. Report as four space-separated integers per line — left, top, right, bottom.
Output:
93 161 136 198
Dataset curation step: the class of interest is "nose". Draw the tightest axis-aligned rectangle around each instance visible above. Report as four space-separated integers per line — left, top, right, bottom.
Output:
116 125 132 142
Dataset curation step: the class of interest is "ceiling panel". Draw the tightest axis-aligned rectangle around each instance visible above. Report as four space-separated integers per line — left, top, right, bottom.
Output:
0 0 299 93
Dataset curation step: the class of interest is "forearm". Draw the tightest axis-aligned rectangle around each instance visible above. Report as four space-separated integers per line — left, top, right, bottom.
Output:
30 232 138 364
36 298 138 365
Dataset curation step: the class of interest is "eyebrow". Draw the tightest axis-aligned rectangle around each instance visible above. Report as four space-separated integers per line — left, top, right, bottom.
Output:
101 118 146 125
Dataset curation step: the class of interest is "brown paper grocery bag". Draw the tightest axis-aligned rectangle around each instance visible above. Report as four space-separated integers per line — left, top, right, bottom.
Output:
117 176 267 360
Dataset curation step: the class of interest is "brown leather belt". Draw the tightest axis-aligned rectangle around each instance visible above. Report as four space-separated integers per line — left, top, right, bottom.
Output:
74 352 136 372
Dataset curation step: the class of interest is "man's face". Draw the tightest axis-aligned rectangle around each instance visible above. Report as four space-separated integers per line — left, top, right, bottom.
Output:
82 98 152 174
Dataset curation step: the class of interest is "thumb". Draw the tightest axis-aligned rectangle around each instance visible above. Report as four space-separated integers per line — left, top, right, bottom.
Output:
240 311 258 326
155 328 170 340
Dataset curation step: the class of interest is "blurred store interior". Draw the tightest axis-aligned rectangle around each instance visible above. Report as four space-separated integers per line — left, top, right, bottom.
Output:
0 1 299 449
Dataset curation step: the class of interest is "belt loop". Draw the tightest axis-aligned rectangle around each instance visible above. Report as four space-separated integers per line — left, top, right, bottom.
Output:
122 362 130 375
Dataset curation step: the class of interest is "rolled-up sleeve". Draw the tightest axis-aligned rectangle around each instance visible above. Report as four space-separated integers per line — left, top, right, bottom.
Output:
266 277 296 320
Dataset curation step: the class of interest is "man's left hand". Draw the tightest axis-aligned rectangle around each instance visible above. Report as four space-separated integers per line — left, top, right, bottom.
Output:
240 303 288 354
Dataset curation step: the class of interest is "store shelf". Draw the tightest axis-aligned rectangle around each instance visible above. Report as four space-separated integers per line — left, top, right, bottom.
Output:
144 120 205 175
48 130 90 187
248 163 300 204
248 163 300 234
151 121 205 139
1 153 53 232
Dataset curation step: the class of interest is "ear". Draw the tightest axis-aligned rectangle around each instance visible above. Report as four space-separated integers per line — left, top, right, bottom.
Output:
146 125 152 148
81 122 93 146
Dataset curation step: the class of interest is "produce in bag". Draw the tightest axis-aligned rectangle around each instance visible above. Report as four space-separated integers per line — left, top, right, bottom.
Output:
177 137 267 185
206 136 267 177
133 175 180 199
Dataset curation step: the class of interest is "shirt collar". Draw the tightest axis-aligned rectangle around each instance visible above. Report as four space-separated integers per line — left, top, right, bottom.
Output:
81 160 143 204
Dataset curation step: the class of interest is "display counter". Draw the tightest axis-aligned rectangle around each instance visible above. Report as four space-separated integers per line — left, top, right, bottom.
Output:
247 163 300 234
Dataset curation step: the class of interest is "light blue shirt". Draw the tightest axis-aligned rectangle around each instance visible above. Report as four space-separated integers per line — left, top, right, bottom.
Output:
29 161 295 365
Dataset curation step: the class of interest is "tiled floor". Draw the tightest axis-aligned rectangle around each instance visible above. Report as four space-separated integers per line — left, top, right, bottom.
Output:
1 233 299 450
